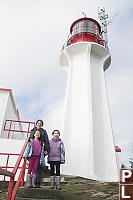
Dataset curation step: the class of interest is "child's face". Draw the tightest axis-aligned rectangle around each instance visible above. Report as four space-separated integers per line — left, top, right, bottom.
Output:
34 131 40 140
53 131 60 139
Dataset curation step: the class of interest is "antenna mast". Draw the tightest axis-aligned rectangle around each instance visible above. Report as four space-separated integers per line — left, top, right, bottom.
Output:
82 12 87 17
98 7 109 50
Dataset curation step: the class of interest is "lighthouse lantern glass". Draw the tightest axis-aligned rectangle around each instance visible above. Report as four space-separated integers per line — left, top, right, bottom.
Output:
71 19 100 36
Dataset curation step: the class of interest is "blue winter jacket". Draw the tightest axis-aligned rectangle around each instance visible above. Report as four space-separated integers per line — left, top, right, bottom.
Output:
23 139 45 167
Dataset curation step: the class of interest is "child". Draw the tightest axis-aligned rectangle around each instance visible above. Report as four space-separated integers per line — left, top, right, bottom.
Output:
23 130 45 187
48 130 65 190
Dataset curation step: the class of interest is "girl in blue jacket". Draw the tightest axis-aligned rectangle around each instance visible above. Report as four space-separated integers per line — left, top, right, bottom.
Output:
23 130 45 187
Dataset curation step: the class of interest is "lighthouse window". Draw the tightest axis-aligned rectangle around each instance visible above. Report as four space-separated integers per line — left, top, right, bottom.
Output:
72 24 77 34
74 22 78 33
81 23 83 32
75 21 80 33
72 25 75 34
91 21 95 33
78 22 81 33
95 25 99 35
87 20 92 33
84 20 89 32
78 21 83 33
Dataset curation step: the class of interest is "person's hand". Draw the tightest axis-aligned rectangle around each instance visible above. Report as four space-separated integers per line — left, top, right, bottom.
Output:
44 151 48 156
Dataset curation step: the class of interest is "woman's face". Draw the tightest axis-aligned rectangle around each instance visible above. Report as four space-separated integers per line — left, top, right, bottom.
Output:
36 121 42 129
53 131 60 139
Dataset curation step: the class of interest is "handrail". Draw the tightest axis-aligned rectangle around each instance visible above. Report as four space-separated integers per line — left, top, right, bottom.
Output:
11 159 26 199
62 30 108 51
6 136 29 200
0 168 15 178
0 153 19 181
3 120 35 139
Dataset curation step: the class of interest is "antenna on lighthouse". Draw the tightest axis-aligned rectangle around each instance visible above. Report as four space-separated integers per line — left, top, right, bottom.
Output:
106 11 119 25
82 11 87 17
98 7 119 50
98 7 109 50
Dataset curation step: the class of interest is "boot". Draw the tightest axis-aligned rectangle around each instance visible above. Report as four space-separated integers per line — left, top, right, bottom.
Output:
56 176 62 190
25 174 32 187
32 174 37 188
50 176 55 189
36 180 41 188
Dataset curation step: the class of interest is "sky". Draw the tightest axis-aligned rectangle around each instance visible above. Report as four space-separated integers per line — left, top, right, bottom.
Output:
0 0 133 167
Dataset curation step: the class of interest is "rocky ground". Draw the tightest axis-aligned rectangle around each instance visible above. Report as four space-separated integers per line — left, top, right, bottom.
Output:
0 181 8 200
43 168 119 200
0 174 119 200
60 176 119 200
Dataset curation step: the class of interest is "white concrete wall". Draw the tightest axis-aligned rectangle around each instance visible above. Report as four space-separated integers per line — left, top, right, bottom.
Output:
0 90 31 181
61 44 95 179
0 90 25 140
90 44 117 181
60 42 118 181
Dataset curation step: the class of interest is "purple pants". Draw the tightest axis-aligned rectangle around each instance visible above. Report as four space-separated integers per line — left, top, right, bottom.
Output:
27 155 40 175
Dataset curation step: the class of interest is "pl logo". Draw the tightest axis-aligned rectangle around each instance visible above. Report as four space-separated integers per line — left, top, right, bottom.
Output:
120 169 133 199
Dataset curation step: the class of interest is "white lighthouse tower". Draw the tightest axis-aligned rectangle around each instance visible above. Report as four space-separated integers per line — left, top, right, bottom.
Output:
60 12 118 181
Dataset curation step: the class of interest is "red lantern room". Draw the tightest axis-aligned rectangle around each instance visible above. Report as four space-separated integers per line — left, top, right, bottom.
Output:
67 17 105 48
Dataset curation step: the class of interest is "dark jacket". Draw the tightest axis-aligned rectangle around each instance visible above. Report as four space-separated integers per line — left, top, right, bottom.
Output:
30 127 50 153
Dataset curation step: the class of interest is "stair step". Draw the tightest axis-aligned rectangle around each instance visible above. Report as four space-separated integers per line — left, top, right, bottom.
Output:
15 198 58 200
16 186 66 200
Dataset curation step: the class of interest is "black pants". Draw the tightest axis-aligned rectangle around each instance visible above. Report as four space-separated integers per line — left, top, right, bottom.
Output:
49 161 60 176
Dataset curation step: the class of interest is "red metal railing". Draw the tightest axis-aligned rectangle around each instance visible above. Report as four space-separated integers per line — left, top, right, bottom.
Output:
0 153 20 181
7 137 29 200
3 120 35 139
0 120 35 200
0 137 29 200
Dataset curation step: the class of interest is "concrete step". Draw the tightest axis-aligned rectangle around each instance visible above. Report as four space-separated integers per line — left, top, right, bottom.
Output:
15 198 58 200
16 186 71 200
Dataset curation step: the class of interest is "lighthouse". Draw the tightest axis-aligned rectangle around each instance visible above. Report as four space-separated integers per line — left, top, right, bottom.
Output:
60 11 118 181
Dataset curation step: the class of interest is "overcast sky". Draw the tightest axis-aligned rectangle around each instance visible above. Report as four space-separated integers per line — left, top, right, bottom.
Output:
0 0 133 167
